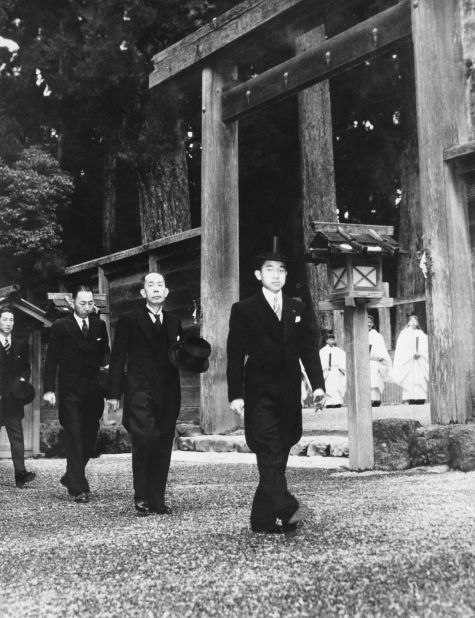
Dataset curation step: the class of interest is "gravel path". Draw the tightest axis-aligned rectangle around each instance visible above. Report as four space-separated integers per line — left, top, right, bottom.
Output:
1 454 474 618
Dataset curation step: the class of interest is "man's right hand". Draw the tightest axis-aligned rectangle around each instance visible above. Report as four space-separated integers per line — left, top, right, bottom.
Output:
43 392 56 406
106 399 120 411
230 398 244 414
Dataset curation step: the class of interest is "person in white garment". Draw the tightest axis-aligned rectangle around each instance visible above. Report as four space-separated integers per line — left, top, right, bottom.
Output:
392 314 429 404
368 315 391 407
319 331 346 408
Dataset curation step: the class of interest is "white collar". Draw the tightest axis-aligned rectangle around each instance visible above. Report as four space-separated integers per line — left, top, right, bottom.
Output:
1 334 11 343
146 304 163 316
262 287 282 308
74 314 89 328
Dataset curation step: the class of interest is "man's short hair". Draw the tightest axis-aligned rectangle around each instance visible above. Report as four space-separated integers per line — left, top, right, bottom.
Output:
141 271 166 285
71 285 93 299
0 304 15 318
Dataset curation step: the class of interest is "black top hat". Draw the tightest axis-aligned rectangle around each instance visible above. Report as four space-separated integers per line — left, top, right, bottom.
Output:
9 379 35 405
254 236 290 267
168 336 211 374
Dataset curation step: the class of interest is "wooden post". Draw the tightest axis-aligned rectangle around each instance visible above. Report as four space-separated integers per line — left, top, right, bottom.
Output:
377 282 392 350
412 0 475 422
344 303 373 470
97 266 111 424
31 329 41 455
296 25 337 335
200 61 239 434
148 254 159 273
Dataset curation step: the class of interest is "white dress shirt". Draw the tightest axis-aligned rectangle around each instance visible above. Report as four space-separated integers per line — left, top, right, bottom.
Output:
146 304 163 324
74 314 89 330
262 288 282 318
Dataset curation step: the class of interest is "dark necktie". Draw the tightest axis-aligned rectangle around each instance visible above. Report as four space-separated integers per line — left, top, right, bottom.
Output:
3 338 10 354
81 319 89 338
149 310 162 333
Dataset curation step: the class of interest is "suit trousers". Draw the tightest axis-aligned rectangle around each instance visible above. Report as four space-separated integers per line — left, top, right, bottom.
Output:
60 386 104 495
0 399 26 479
128 382 177 508
248 396 299 530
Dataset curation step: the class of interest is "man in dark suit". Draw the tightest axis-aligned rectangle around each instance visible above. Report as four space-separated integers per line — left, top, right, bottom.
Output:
227 243 326 534
43 285 110 503
0 305 36 488
107 272 182 516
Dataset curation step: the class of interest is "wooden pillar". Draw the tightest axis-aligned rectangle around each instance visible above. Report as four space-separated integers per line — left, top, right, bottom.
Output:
97 266 111 424
412 0 474 423
148 254 159 273
31 329 41 455
296 26 337 335
344 303 373 470
200 61 239 434
377 282 392 350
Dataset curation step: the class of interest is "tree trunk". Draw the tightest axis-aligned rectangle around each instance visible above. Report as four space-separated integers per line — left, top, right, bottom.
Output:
137 94 191 242
102 136 118 254
296 26 338 339
396 51 425 335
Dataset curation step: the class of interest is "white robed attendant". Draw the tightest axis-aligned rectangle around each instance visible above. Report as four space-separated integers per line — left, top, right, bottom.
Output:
392 315 429 403
368 316 392 405
319 334 346 407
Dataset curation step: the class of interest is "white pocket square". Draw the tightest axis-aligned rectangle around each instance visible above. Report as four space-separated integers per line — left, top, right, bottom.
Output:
295 316 301 323
96 338 102 341
177 335 181 341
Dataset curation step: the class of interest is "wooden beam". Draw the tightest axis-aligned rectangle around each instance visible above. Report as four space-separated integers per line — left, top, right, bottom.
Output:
444 140 475 161
344 304 374 471
64 228 200 275
200 62 239 434
149 0 318 89
311 222 394 236
222 1 411 122
412 0 474 423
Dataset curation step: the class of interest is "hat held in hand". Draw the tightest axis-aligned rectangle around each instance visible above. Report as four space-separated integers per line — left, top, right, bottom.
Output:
168 336 211 374
10 379 36 405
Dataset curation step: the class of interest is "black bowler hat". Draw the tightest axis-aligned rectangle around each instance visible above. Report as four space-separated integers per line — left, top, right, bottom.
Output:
9 379 36 405
254 236 290 267
168 336 211 373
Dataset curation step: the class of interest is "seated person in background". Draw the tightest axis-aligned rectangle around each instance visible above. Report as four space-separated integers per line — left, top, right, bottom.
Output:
319 331 346 408
392 314 429 404
368 314 392 407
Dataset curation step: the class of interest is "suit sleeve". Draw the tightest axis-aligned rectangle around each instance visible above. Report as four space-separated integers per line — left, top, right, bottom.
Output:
108 315 130 399
19 340 31 381
44 321 61 393
299 304 325 392
226 303 246 402
100 320 111 367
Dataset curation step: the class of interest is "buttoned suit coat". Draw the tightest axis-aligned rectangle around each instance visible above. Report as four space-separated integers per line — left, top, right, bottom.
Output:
0 337 31 418
227 290 325 449
43 313 110 424
108 305 182 438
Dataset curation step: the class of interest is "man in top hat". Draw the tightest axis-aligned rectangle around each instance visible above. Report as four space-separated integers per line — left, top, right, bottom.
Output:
227 239 326 534
0 305 36 488
319 331 346 408
43 285 110 503
107 272 185 516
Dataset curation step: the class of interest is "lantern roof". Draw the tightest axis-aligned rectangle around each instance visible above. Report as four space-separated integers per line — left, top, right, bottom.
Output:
305 222 402 264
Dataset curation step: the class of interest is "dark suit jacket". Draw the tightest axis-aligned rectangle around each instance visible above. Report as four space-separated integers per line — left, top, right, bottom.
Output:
0 336 31 416
227 290 324 447
43 313 110 413
108 304 182 436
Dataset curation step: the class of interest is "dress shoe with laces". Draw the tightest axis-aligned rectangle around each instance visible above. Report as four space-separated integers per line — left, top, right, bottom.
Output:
134 499 151 516
15 471 36 489
74 492 90 504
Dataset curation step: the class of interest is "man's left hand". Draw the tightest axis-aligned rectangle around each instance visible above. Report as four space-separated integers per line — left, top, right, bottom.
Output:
312 388 326 411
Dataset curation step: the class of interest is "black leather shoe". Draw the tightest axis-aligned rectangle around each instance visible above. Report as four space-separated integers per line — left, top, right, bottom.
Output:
251 524 285 534
134 499 151 516
15 471 36 489
149 505 172 515
74 492 90 504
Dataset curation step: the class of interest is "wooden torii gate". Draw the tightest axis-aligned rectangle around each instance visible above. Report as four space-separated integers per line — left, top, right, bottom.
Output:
149 0 475 435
